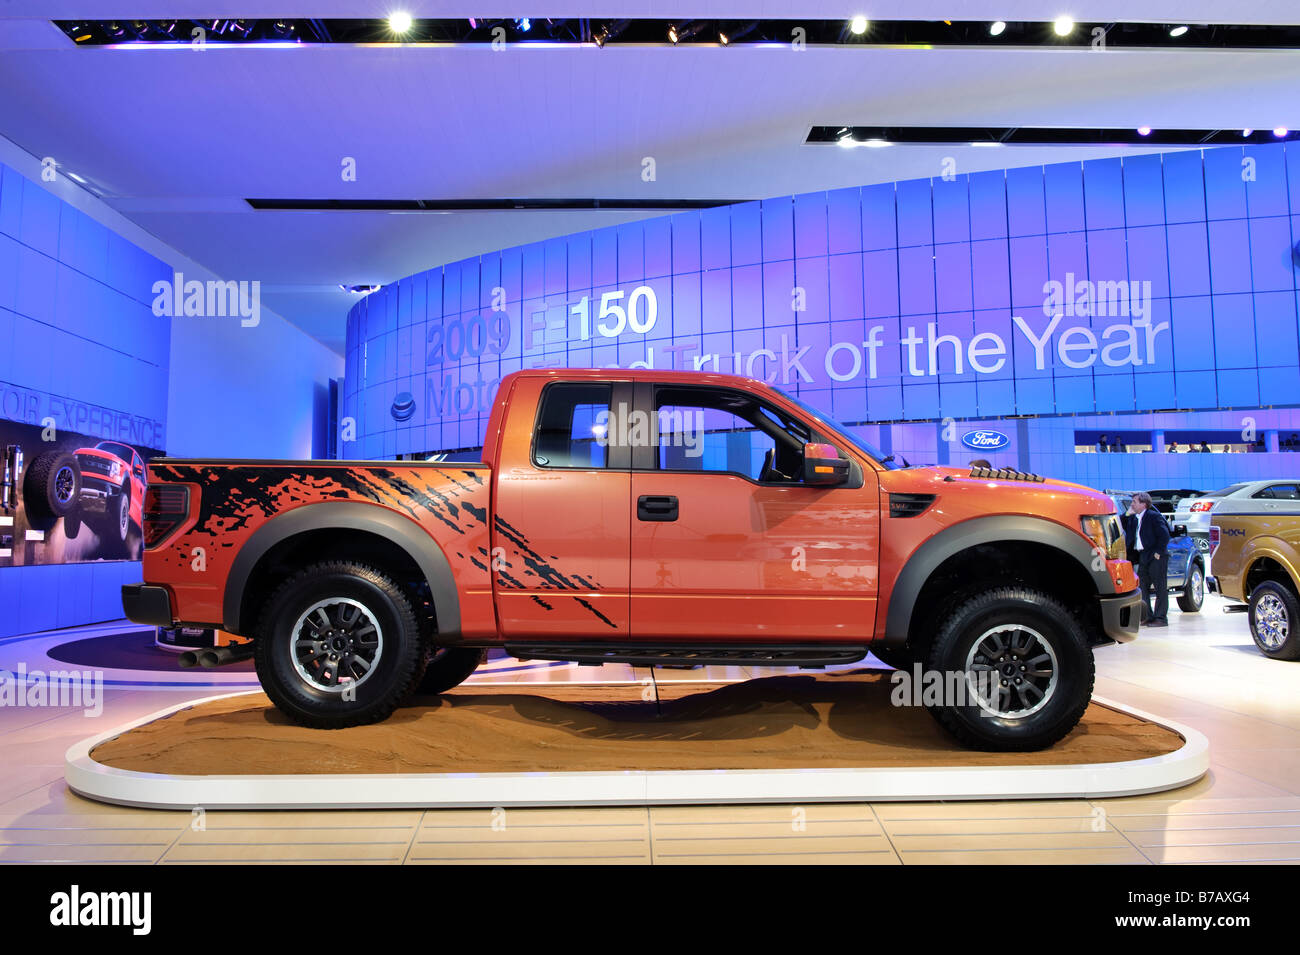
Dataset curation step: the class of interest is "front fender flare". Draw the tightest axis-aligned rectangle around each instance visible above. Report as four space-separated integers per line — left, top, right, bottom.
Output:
880 514 1112 645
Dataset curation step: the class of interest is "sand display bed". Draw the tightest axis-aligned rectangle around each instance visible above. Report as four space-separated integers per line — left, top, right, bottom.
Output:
90 670 1183 776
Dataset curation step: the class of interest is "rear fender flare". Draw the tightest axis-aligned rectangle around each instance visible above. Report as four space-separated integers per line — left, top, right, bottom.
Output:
222 501 461 639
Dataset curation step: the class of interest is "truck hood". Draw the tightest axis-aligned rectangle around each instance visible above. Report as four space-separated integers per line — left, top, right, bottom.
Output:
879 466 1117 517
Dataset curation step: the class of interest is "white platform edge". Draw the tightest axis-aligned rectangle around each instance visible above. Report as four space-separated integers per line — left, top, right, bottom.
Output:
64 690 1210 810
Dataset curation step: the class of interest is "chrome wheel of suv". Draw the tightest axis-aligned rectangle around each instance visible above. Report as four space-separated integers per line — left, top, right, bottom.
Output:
53 465 76 506
964 624 1058 719
290 598 385 693
1255 592 1289 650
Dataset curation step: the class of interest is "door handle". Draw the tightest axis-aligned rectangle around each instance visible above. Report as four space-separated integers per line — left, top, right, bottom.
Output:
637 495 679 522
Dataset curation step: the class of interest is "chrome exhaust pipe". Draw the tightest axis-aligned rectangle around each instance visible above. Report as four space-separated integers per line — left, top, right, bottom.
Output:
198 645 255 668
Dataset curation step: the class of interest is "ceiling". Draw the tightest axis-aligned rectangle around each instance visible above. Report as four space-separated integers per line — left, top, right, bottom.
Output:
2 2 1299 353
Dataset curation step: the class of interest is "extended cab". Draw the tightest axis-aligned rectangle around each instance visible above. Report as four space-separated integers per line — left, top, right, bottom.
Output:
1209 507 1300 660
123 369 1140 750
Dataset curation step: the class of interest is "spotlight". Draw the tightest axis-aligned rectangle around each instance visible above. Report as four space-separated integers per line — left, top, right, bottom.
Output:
837 128 856 148
1274 127 1289 137
1053 16 1074 36
228 19 253 39
863 139 892 148
667 21 702 44
1137 126 1151 136
718 21 757 46
592 19 628 47
989 21 1007 36
1169 25 1189 37
849 16 869 35
269 19 296 38
1242 128 1253 136
515 18 531 32
103 22 127 40
388 12 413 34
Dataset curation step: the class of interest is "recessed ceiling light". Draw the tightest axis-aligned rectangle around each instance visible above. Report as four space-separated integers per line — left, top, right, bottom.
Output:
989 21 1007 36
1169 25 1189 37
1137 126 1152 136
849 16 869 35
1274 126 1289 137
1053 16 1074 36
388 12 413 34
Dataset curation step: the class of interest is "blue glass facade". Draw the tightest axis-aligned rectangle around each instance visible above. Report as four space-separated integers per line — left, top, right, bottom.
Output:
343 142 1300 485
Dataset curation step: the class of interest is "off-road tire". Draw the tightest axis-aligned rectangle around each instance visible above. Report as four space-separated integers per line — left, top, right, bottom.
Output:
1248 580 1300 660
925 586 1095 751
415 646 487 695
23 451 80 520
253 561 428 728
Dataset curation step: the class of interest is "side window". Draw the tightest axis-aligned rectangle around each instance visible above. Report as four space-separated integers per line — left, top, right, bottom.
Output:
533 383 612 469
654 387 804 482
1258 484 1299 500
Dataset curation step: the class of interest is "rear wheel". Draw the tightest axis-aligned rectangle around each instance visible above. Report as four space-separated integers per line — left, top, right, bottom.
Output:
1176 562 1205 613
925 586 1094 751
254 561 427 727
1248 581 1300 660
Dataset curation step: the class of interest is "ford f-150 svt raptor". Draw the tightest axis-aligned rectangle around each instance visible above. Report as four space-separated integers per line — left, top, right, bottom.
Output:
123 368 1140 750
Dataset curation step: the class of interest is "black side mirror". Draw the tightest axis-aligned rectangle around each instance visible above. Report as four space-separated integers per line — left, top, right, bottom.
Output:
803 442 849 486
1172 524 1188 537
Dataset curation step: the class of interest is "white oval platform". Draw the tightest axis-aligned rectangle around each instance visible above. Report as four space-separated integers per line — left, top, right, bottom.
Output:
64 691 1209 810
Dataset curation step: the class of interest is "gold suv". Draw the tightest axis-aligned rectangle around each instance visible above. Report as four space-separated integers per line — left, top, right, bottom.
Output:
1210 496 1300 659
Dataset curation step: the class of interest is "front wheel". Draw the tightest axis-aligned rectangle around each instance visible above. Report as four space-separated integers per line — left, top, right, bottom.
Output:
254 561 427 727
1176 563 1205 612
1248 581 1300 660
925 586 1094 751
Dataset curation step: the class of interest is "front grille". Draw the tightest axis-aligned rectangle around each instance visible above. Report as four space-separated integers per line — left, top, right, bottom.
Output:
76 455 112 475
889 492 935 518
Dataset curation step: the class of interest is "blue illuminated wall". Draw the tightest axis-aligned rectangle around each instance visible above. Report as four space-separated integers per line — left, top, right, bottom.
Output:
345 142 1300 485
0 158 171 637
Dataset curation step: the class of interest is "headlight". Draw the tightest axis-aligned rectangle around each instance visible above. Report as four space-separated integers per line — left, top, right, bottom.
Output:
1081 514 1126 561
109 461 122 479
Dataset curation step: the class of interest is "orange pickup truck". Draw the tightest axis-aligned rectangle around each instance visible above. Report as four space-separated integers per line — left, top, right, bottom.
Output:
123 368 1140 750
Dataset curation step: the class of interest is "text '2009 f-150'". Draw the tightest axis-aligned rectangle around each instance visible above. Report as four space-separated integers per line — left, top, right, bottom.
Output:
123 368 1140 750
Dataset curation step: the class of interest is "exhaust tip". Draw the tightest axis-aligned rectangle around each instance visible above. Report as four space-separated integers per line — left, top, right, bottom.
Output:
198 649 222 668
177 650 200 669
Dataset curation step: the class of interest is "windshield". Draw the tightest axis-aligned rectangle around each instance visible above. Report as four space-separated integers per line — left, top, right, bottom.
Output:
1205 483 1250 498
771 386 902 469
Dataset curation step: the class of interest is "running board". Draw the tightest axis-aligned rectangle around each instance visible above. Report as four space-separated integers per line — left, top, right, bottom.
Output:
503 644 870 668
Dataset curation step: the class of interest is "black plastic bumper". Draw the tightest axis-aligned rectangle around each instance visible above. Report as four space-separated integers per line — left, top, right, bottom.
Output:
1099 589 1142 644
121 584 174 627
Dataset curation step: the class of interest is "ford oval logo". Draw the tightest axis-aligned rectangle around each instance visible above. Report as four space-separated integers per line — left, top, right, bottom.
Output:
961 429 1010 451
390 391 416 422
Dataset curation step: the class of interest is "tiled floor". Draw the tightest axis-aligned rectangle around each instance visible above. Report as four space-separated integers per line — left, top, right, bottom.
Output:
1 595 1298 864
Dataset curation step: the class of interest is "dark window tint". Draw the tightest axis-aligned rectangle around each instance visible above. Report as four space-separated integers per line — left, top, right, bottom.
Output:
533 383 612 469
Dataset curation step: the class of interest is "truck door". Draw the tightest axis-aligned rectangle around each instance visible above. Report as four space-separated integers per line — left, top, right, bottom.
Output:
492 378 632 638
629 383 880 643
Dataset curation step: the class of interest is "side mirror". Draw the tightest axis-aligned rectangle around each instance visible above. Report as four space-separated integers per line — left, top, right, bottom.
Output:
1172 523 1188 538
803 442 850 486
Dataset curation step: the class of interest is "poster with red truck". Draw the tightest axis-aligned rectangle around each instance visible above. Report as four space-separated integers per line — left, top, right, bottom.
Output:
0 418 163 566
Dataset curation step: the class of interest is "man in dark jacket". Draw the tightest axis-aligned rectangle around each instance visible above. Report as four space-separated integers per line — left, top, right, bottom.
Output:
1122 491 1171 626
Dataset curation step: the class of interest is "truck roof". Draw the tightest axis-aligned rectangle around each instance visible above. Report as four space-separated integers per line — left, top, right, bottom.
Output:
501 367 779 391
